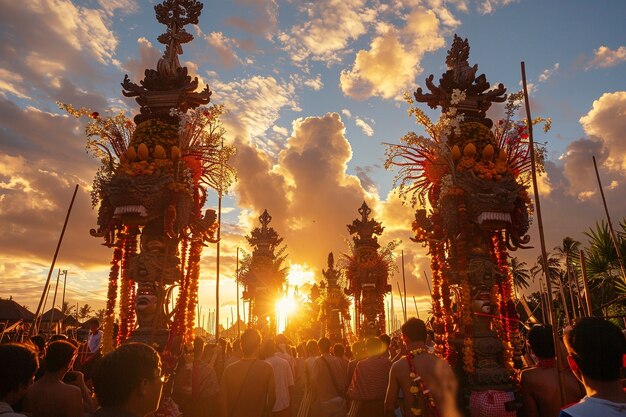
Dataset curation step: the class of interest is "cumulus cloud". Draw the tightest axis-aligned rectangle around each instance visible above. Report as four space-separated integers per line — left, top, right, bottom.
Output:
476 0 519 14
279 0 377 64
122 37 162 82
340 8 450 100
538 63 559 82
585 45 626 70
579 91 626 170
204 32 243 69
225 0 278 42
96 0 138 16
355 117 375 136
303 74 324 91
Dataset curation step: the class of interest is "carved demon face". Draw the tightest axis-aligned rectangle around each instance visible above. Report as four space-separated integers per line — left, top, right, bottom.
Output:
105 172 174 225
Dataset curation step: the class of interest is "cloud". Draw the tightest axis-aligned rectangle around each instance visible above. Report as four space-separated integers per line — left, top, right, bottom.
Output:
0 0 119 106
538 63 559 82
476 0 519 14
279 0 377 64
204 32 243 69
354 166 377 192
340 8 450 100
96 0 138 16
579 91 626 170
303 74 324 91
341 109 352 118
355 117 375 136
225 0 278 42
585 45 626 70
122 37 162 82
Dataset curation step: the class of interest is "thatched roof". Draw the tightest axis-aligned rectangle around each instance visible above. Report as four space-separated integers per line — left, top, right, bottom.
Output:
0 298 35 321
41 307 66 322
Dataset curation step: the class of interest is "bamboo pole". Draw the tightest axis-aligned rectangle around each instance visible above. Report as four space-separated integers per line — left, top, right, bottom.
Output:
395 282 407 324
592 156 626 282
236 247 241 337
31 185 79 336
579 250 593 316
401 250 408 323
49 269 61 335
522 62 566 406
413 296 420 319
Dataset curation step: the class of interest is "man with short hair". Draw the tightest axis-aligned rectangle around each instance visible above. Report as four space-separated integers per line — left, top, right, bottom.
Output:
219 328 276 417
348 337 391 417
0 343 39 417
24 340 92 417
559 317 626 417
520 325 584 417
312 337 347 417
385 318 461 417
332 344 349 378
91 342 164 417
262 338 295 417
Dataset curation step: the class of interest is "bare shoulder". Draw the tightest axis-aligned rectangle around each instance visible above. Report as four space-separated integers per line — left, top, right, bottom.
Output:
390 357 409 375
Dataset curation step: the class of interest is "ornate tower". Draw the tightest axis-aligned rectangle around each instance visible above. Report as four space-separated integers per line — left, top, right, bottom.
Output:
73 0 234 357
345 202 392 338
318 253 351 343
388 35 531 410
240 210 287 334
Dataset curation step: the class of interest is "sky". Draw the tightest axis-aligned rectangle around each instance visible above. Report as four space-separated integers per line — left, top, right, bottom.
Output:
1 0 625 327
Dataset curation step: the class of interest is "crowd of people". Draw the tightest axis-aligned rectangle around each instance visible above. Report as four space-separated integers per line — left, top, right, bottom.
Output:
0 317 624 417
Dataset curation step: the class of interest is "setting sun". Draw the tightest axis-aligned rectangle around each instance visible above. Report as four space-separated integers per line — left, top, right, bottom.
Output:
286 263 317 287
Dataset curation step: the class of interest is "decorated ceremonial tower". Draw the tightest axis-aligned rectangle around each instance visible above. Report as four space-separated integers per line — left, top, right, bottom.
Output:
387 35 538 411
63 0 236 364
239 210 287 334
345 202 393 338
318 253 351 343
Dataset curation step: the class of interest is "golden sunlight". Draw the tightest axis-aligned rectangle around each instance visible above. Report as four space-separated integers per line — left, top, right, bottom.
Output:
286 263 317 287
275 296 298 333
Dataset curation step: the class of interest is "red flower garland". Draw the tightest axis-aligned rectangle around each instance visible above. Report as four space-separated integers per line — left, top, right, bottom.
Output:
117 227 138 345
103 232 123 354
405 347 440 417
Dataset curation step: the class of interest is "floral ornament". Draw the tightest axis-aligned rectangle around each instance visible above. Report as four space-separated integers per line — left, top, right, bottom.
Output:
405 347 440 417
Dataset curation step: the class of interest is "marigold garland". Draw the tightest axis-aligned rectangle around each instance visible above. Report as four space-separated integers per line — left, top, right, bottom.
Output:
103 232 123 354
405 347 440 417
117 227 138 345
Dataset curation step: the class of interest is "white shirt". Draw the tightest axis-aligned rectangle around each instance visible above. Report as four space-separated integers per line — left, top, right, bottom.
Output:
559 396 626 417
265 354 294 412
0 401 27 416
88 330 103 353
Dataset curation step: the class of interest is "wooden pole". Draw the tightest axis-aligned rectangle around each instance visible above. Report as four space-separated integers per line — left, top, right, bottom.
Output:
579 250 593 316
592 156 626 282
49 269 61 335
401 250 408 323
396 281 407 323
522 62 566 406
236 247 241 337
413 296 420 319
31 185 79 335
422 270 433 300
61 270 67 316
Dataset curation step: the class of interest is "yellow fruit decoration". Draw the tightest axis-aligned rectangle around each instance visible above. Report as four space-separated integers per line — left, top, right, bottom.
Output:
482 144 494 160
171 146 181 159
137 143 149 161
463 143 476 157
153 145 166 159
451 145 461 161
498 149 508 162
126 146 137 162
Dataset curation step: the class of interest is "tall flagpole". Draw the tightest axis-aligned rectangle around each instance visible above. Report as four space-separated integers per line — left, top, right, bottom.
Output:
32 185 78 336
592 156 626 282
522 61 566 406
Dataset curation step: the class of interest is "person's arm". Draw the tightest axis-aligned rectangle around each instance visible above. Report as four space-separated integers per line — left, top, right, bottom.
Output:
218 374 229 417
384 364 399 415
267 367 276 412
519 372 538 417
347 363 359 400
67 371 96 413
65 385 85 417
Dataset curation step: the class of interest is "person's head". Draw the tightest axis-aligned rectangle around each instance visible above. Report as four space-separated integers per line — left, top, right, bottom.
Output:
201 343 217 362
93 343 162 415
0 343 38 405
240 329 261 357
88 318 100 332
45 340 77 374
401 318 427 343
527 324 556 359
332 343 345 357
379 334 391 351
305 339 319 357
276 334 289 346
30 335 46 355
260 337 277 359
366 337 384 357
564 317 626 383
318 337 331 354
193 337 204 359
352 340 365 360
49 334 68 342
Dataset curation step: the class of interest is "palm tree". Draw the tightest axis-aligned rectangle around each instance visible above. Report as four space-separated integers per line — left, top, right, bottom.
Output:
60 301 75 316
509 257 531 292
78 304 93 321
531 253 569 326
583 220 626 320
95 309 105 322
554 237 583 318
